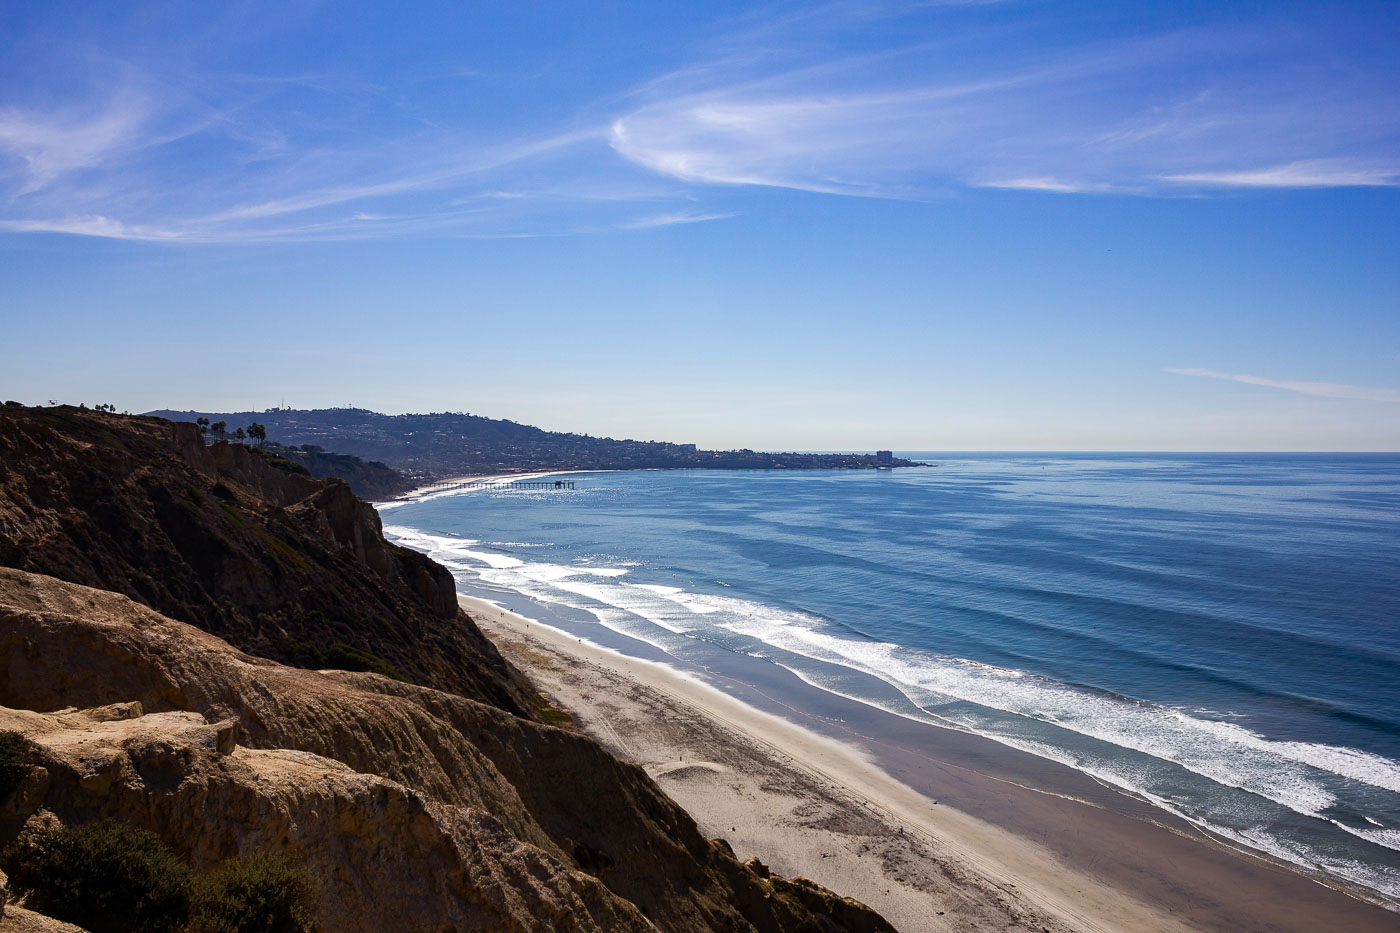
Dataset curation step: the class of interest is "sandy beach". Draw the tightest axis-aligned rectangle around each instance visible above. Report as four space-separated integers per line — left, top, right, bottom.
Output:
463 594 1400 933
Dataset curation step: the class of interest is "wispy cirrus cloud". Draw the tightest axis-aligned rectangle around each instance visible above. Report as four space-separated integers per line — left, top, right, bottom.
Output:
608 7 1400 199
1160 160 1400 188
978 177 1112 194
617 210 736 230
0 73 674 243
0 96 150 196
0 31 705 243
1166 368 1400 403
0 215 185 241
2 2 1398 243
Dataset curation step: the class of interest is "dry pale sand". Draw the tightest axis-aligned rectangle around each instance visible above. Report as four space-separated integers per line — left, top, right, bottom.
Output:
465 595 1201 933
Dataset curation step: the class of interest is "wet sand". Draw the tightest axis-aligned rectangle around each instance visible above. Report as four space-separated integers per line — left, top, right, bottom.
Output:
465 594 1399 933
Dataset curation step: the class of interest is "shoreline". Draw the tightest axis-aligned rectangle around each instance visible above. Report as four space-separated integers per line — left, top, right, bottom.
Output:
461 593 1400 932
388 465 931 506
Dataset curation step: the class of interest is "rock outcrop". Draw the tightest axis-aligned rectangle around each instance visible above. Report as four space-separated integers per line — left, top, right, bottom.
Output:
0 406 530 716
0 905 88 933
0 569 893 933
0 704 651 932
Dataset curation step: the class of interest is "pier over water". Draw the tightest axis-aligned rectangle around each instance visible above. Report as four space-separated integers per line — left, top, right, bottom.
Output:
420 478 576 491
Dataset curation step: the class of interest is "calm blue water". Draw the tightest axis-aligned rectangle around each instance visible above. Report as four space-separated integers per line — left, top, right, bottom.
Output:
379 454 1400 903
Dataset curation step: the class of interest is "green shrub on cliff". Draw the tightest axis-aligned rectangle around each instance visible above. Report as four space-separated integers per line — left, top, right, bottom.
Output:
0 730 34 801
190 851 314 933
286 638 404 680
0 819 191 933
0 819 316 933
249 446 310 475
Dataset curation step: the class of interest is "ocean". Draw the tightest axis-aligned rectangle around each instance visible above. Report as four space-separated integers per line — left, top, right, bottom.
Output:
378 454 1400 905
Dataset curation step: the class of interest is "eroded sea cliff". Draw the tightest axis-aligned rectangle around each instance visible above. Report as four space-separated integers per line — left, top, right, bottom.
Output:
0 406 892 933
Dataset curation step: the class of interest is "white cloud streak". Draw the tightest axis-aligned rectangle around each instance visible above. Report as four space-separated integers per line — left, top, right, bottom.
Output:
0 33 691 243
978 177 1108 194
0 98 149 195
1166 368 1400 403
1160 160 1400 188
617 210 736 229
2 4 1398 243
608 12 1400 198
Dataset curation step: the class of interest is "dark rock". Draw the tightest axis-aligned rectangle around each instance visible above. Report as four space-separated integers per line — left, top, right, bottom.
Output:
0 405 531 716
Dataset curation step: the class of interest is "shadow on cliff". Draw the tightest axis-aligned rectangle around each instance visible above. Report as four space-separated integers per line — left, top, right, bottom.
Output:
0 405 530 716
0 406 894 933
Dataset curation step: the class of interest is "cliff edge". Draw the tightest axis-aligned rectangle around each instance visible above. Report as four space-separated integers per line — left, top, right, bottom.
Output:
0 405 530 715
0 407 893 932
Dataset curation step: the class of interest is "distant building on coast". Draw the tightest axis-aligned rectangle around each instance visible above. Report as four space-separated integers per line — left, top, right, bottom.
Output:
876 450 893 467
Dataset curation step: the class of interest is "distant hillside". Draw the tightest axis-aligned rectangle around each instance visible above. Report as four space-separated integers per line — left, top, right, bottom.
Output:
145 407 920 478
264 440 414 499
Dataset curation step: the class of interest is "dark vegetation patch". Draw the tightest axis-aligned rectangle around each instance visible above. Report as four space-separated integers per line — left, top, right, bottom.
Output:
0 730 34 801
0 819 314 933
97 431 129 452
189 851 314 933
533 700 573 725
0 820 191 933
249 447 310 476
256 528 310 571
286 639 404 681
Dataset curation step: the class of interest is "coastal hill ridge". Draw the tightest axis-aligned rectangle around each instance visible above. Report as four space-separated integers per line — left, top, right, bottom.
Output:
145 407 921 480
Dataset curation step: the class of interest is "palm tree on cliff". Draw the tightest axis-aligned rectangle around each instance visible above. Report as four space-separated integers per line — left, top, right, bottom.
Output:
246 422 267 448
211 420 227 441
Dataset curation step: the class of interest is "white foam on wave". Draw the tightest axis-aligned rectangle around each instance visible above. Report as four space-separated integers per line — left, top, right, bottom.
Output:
636 585 1400 824
407 524 1400 818
383 526 482 559
382 526 521 570
391 526 1400 811
381 529 678 657
479 569 693 633
382 523 1400 895
632 583 724 613
385 525 629 577
1331 819 1400 853
460 549 524 570
1190 719 1400 796
1124 785 1400 903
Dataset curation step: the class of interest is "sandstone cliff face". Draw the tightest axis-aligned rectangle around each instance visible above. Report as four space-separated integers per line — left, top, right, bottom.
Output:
0 406 528 715
0 570 892 933
0 703 652 933
0 905 88 933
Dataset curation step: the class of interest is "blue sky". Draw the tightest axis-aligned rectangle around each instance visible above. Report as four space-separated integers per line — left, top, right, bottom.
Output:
3 0 1398 449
